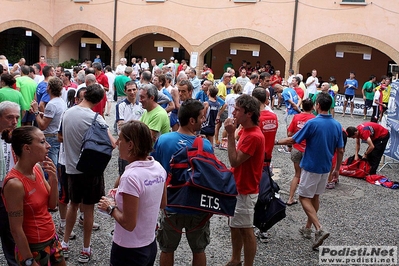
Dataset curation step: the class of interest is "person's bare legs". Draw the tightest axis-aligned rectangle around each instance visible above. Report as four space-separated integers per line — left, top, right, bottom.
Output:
287 162 300 204
105 100 111 115
241 228 256 266
81 204 94 248
192 252 206 266
63 202 79 243
215 122 222 146
299 195 321 230
171 123 179 132
159 251 174 266
228 227 243 265
206 135 214 146
342 100 347 117
58 201 67 221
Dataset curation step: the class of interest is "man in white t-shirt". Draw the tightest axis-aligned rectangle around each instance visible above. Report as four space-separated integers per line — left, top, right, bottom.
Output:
61 84 115 263
115 58 127 75
141 57 150 71
305 69 319 98
243 73 259 95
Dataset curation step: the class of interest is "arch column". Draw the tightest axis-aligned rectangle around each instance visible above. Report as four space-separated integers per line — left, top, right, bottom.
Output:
47 46 59 66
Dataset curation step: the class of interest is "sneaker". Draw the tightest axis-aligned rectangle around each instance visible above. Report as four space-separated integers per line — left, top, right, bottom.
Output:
255 230 269 243
312 228 330 249
363 116 367 120
57 225 76 240
78 216 100 231
277 145 290 154
299 226 312 239
78 250 91 263
214 141 220 148
62 246 69 259
326 182 335 189
219 138 228 150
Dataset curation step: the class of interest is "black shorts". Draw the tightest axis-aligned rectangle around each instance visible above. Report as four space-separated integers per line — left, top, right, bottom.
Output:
364 99 373 109
118 157 129 176
68 173 105 205
345 94 354 102
200 126 215 137
220 109 228 122
110 240 157 266
58 164 69 204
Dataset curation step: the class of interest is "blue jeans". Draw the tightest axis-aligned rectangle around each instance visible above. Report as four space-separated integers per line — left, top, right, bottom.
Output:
45 136 60 180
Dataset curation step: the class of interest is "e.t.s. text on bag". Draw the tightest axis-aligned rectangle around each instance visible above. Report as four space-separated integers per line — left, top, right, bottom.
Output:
167 137 237 216
76 113 113 175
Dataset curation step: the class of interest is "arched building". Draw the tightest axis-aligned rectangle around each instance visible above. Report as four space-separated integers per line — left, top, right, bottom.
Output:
1 0 397 92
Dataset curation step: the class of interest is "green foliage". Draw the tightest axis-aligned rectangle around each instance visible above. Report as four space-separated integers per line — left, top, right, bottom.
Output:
2 39 25 65
59 58 80 69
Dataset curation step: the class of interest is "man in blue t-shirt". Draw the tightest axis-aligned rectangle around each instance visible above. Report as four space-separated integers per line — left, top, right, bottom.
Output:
281 85 301 127
152 99 214 266
276 93 344 250
342 71 358 117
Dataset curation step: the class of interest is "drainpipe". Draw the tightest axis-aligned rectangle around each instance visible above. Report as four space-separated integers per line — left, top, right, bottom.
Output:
112 0 118 69
289 0 299 70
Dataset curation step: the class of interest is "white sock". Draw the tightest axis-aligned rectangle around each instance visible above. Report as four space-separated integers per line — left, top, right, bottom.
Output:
60 219 66 227
61 241 68 248
82 246 91 253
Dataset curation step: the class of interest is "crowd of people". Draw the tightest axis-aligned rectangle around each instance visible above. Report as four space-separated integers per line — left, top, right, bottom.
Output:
0 54 393 265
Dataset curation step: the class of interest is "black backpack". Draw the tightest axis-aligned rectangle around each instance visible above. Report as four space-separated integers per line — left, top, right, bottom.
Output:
76 113 113 175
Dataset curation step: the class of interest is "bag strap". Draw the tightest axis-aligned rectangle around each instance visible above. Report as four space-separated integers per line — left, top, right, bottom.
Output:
264 165 276 194
192 137 204 153
92 113 99 124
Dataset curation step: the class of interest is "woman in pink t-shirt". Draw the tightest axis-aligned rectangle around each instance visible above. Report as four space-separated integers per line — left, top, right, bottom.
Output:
2 126 65 266
98 121 166 266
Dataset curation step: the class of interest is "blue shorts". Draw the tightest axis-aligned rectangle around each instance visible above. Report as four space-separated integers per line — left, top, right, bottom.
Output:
170 112 179 127
21 111 36 123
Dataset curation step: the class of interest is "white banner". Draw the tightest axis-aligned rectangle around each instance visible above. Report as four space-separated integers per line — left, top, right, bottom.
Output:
384 81 399 161
334 94 373 116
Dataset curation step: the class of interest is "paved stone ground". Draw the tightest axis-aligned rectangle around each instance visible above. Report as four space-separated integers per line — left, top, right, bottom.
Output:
1 102 398 265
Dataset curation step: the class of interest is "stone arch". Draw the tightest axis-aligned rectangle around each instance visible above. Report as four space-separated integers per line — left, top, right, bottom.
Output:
53 24 112 49
294 33 399 65
0 20 52 46
197 28 290 62
117 26 193 55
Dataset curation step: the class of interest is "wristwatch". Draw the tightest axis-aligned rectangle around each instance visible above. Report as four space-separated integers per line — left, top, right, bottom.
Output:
107 205 116 216
34 111 39 116
23 258 34 266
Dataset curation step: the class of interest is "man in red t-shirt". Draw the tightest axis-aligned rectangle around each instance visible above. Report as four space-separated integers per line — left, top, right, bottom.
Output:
270 70 283 109
346 122 390 174
292 76 304 108
93 62 109 92
286 99 315 205
85 73 107 116
38 56 47 75
224 94 265 266
252 87 278 162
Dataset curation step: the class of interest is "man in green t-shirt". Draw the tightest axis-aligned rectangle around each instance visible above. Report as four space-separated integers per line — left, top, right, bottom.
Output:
311 83 335 116
113 66 132 100
362 75 376 120
16 65 37 125
139 83 169 144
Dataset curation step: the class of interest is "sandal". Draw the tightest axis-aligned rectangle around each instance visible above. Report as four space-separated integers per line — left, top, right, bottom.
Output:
225 262 242 266
286 200 298 206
